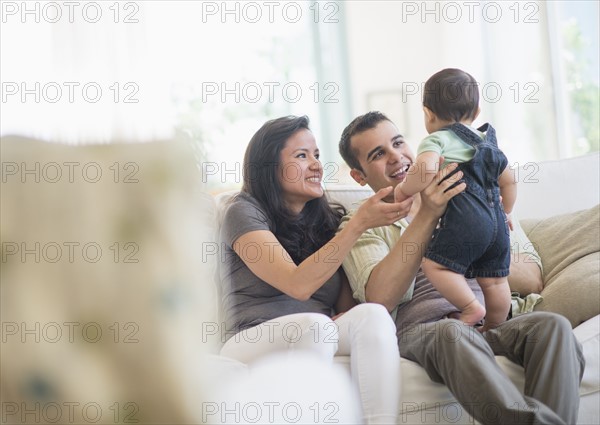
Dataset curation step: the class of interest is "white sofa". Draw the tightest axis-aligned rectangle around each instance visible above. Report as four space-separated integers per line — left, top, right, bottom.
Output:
2 136 598 424
209 153 600 425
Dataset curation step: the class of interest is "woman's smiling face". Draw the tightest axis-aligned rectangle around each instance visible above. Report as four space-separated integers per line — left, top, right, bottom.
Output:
278 129 324 214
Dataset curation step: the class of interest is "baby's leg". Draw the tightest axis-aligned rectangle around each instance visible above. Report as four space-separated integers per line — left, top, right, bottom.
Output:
477 277 511 331
422 259 486 326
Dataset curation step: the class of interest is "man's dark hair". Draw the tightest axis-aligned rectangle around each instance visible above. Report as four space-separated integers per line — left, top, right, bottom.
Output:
423 68 479 122
339 111 391 172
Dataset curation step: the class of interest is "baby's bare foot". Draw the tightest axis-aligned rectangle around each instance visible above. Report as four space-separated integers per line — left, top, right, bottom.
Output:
459 299 486 326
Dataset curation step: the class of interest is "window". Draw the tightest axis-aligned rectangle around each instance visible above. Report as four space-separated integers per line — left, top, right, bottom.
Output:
0 1 350 192
548 0 599 157
342 1 599 166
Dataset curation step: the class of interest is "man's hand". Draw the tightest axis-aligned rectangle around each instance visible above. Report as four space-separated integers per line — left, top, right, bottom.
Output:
419 160 465 219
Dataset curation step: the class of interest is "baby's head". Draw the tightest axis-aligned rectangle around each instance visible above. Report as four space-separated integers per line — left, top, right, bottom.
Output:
423 68 480 132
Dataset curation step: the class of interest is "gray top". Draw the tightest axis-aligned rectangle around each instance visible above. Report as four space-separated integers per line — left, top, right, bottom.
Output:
219 192 341 339
394 270 484 333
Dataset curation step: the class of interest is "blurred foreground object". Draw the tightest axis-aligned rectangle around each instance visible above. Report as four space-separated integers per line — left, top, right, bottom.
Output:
1 136 217 424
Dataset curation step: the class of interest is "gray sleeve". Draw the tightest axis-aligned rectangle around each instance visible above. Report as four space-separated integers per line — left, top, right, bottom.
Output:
222 195 271 246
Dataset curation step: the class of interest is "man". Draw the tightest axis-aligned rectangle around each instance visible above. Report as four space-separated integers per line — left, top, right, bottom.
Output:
338 111 584 424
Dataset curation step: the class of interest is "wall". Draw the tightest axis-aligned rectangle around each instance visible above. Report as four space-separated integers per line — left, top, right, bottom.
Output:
342 1 558 165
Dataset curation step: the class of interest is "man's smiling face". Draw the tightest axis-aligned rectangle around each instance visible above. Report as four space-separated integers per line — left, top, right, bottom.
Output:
349 120 415 202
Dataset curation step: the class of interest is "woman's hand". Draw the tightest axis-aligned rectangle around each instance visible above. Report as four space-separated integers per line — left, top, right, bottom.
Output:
353 186 413 231
419 160 465 219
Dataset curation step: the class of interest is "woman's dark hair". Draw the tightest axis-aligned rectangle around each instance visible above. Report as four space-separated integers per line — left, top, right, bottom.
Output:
241 115 345 265
423 68 479 122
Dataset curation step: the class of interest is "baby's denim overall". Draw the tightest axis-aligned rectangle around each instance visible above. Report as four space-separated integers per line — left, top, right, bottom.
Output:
424 123 510 278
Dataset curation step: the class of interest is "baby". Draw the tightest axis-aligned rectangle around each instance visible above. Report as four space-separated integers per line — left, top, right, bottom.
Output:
395 68 516 330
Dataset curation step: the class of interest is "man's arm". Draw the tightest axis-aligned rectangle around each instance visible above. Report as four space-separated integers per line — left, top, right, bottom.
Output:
507 212 544 295
365 211 439 311
508 254 543 295
368 163 467 310
342 163 466 312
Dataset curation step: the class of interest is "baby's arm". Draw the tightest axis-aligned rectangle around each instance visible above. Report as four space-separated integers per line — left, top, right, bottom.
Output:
498 165 517 229
394 151 441 202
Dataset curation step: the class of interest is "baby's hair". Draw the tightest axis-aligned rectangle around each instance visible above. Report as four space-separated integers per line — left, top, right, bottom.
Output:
423 68 479 122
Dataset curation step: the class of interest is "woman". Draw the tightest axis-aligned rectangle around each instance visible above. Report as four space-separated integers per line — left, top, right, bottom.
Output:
219 115 407 424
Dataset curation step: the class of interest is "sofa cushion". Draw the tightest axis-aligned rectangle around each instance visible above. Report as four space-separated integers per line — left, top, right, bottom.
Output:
210 353 362 424
521 205 600 327
325 185 374 210
573 315 600 399
573 315 600 425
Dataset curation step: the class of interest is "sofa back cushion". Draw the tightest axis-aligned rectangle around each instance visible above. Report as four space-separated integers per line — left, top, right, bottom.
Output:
513 152 599 219
522 205 600 327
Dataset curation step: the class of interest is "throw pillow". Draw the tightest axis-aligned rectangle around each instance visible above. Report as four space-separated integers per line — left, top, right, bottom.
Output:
521 205 600 327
